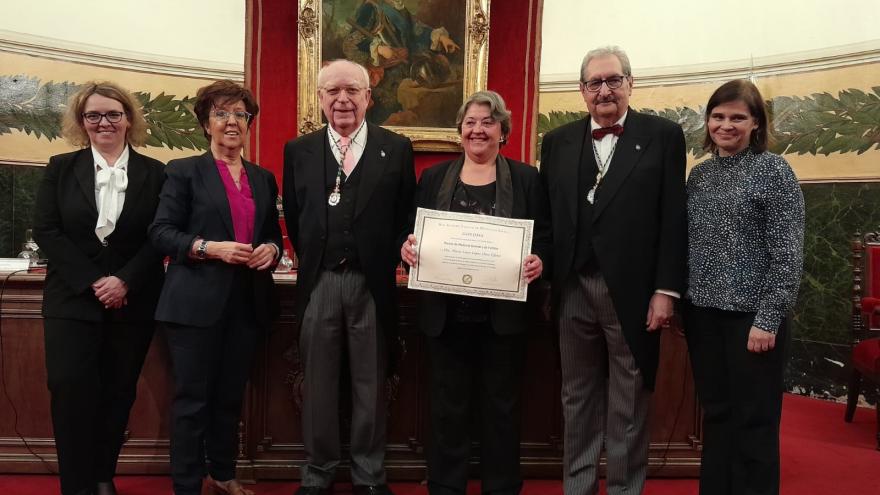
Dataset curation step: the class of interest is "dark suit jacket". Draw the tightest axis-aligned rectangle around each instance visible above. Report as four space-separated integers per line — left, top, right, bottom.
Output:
540 110 687 390
413 155 552 336
149 152 282 328
282 123 415 343
34 147 166 322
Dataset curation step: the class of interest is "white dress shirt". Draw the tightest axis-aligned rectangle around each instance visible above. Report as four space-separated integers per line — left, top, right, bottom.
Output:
590 111 628 168
93 145 129 242
327 121 367 176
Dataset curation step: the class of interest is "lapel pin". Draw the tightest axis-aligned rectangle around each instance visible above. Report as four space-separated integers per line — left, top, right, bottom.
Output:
380 150 386 158
635 144 641 151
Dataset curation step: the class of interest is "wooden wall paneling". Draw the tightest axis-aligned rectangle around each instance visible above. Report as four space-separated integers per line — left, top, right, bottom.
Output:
0 274 701 479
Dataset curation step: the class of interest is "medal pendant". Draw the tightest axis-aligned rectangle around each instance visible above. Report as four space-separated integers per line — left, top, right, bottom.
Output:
328 192 341 206
587 188 596 204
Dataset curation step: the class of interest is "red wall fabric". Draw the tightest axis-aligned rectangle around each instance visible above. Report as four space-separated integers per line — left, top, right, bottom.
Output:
868 245 880 297
246 0 543 181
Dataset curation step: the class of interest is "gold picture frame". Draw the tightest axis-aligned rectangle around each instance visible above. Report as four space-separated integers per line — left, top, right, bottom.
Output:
297 0 490 151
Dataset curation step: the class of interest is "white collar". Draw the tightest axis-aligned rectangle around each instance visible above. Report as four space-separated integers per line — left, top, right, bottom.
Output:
327 121 367 147
590 111 628 132
91 145 130 171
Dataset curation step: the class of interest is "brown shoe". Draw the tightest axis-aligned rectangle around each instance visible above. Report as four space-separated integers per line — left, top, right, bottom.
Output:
202 475 255 495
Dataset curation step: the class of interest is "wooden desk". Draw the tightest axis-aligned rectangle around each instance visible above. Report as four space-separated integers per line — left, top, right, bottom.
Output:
0 272 701 479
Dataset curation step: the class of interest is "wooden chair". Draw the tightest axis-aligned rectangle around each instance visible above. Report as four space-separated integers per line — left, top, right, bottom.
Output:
845 229 880 450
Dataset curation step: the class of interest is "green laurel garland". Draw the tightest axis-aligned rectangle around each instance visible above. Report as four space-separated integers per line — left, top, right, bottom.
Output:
0 76 208 151
537 86 880 159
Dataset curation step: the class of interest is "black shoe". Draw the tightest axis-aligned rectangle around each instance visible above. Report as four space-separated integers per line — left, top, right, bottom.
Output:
96 481 118 495
353 485 394 495
294 486 331 495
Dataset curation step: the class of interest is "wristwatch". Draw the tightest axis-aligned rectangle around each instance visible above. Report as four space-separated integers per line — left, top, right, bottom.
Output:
196 239 209 259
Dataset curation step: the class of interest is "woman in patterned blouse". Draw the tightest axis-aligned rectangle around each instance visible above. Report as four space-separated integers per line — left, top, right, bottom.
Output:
684 79 804 495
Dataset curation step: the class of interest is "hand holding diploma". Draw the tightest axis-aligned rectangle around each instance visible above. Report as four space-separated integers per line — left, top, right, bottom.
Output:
403 209 537 301
403 233 542 283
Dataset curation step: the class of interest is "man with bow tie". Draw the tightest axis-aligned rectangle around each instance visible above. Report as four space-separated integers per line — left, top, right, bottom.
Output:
539 46 687 495
282 59 415 495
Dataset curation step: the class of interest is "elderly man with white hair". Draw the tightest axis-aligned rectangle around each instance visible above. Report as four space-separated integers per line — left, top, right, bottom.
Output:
282 59 416 495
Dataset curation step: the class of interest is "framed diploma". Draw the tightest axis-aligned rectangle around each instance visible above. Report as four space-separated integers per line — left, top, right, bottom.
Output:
408 207 533 302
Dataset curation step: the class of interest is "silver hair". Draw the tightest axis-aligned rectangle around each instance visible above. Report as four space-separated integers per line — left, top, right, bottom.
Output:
579 46 632 82
455 90 512 143
317 59 370 88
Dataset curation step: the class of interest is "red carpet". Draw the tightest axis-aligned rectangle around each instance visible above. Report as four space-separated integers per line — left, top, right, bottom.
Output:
1 395 877 494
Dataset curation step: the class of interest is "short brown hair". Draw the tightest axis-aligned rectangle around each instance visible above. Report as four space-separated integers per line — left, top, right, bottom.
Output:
703 79 769 153
193 80 260 140
62 81 148 147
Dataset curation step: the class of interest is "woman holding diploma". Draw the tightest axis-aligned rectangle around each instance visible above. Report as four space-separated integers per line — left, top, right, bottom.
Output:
401 90 552 495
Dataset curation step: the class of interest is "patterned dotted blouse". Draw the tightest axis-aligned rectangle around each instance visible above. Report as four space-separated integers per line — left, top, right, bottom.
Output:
686 148 805 333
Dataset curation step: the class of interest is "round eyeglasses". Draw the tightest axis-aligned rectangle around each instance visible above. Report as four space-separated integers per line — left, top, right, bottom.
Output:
211 110 253 124
82 111 125 124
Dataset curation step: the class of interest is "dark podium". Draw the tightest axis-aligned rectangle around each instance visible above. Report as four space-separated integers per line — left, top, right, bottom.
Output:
0 272 701 479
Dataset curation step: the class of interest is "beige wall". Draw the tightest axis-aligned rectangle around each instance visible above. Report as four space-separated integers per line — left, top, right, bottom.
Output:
540 0 880 81
539 62 880 181
0 51 216 164
0 0 244 68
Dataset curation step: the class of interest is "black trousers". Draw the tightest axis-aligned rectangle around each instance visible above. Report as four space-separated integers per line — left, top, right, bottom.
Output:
164 290 261 495
426 321 526 495
683 303 790 495
43 317 155 495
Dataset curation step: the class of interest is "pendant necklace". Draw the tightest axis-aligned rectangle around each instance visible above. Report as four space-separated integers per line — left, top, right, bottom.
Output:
587 133 617 205
327 121 365 207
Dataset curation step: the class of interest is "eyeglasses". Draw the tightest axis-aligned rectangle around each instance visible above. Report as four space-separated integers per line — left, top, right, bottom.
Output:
322 86 365 98
211 110 253 123
82 111 125 124
582 76 627 92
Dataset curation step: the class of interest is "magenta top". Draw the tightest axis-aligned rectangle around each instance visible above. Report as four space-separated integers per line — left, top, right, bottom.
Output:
215 160 255 244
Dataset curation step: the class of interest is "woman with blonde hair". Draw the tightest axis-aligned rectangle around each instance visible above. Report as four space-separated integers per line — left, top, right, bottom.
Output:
34 81 166 495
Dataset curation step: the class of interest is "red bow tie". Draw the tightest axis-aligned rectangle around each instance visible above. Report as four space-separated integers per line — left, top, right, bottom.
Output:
591 124 624 140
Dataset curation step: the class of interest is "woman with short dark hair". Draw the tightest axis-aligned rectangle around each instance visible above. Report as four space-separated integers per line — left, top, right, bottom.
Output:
150 80 282 495
685 79 805 495
401 90 551 495
35 81 166 495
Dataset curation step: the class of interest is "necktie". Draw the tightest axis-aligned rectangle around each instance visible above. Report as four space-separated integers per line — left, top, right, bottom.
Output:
339 135 356 175
591 124 624 140
95 166 128 242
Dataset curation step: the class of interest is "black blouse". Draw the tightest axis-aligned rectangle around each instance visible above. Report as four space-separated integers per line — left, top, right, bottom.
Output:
686 148 805 333
448 180 496 323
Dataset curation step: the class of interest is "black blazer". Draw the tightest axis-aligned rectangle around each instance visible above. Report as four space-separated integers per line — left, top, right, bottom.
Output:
412 155 552 337
282 123 416 341
540 110 687 390
34 147 166 322
149 152 282 328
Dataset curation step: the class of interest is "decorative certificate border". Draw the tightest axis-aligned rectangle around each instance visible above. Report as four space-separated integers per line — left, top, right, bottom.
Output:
408 207 533 302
